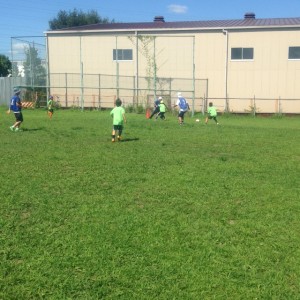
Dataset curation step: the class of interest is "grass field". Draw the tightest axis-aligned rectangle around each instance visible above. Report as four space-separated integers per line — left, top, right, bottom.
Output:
1 107 299 299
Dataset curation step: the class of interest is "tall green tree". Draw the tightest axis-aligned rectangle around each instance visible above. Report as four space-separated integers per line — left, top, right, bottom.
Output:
23 45 47 103
49 9 114 30
0 54 12 77
24 45 46 87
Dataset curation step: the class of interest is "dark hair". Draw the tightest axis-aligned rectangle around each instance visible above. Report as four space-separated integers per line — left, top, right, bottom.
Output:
209 102 213 106
115 98 122 107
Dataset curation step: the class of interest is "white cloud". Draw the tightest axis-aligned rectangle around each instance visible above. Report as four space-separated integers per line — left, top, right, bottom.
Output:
168 4 188 14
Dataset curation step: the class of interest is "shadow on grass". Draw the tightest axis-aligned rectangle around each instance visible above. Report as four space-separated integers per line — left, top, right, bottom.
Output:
22 127 45 132
120 138 140 142
71 127 84 130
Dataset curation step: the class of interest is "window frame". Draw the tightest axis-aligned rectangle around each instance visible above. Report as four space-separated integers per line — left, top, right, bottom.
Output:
231 47 254 61
113 49 133 61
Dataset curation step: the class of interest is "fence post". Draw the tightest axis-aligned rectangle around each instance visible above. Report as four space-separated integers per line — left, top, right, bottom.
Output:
65 73 68 108
279 96 281 114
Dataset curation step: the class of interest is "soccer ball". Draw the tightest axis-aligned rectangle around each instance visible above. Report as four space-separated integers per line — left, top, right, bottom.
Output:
195 119 200 122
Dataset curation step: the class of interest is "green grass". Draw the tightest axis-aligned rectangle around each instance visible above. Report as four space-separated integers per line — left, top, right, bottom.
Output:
1 107 299 299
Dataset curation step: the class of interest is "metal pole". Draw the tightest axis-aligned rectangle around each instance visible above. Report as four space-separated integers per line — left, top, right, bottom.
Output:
45 33 50 100
80 36 84 110
192 35 195 117
135 31 139 106
80 62 84 110
223 29 229 112
65 73 68 107
116 36 119 98
153 37 156 99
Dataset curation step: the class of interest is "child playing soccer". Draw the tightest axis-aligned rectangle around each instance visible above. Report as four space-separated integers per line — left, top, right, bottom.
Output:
174 92 190 125
205 102 219 125
9 87 23 132
47 95 54 119
155 99 166 120
110 98 126 142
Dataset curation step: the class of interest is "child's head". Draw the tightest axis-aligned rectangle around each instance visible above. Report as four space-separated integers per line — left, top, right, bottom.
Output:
209 102 213 107
115 98 122 107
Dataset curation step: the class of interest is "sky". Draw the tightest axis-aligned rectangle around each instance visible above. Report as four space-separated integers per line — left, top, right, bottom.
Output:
1 0 300 59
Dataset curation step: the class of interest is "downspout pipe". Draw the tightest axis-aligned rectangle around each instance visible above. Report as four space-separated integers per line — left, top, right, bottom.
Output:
223 29 229 112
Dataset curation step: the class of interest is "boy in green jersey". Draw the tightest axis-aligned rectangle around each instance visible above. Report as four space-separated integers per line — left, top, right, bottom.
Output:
155 99 166 120
205 102 219 125
47 95 54 119
110 98 126 142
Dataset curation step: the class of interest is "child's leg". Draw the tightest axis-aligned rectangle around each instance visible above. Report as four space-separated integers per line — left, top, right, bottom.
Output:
117 126 123 141
118 129 122 139
112 129 116 142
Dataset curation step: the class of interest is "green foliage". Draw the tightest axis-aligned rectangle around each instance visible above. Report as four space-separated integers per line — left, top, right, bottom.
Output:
49 9 114 30
23 45 47 101
126 104 145 114
0 108 299 299
0 54 12 77
24 45 46 87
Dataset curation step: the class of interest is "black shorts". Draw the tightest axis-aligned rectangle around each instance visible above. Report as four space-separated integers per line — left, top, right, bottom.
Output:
178 111 187 118
208 115 216 119
14 112 23 122
48 108 54 113
113 125 123 131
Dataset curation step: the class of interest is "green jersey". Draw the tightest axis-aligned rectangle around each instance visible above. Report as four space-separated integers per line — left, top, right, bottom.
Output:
47 99 53 110
110 106 125 125
208 106 217 117
159 103 166 113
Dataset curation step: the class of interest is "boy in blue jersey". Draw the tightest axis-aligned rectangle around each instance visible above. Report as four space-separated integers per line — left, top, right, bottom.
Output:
174 92 190 125
9 88 23 132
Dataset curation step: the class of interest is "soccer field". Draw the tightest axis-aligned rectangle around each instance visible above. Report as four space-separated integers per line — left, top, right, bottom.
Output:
1 107 299 299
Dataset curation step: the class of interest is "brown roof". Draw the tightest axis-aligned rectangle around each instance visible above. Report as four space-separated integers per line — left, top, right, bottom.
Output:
51 16 300 32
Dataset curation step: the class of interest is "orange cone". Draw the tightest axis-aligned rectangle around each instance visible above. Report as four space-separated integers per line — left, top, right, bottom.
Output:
146 108 151 119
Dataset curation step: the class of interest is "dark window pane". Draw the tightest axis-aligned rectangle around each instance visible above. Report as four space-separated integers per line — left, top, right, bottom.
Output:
113 49 133 60
117 50 123 60
123 49 133 60
289 47 300 59
243 48 253 59
231 48 242 59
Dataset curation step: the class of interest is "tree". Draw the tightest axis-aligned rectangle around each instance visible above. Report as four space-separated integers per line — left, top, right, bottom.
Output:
24 45 46 87
23 45 47 104
49 9 114 30
0 54 12 77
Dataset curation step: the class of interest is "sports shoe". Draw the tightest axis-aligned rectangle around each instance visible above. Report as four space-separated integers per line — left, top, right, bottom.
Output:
10 126 14 131
112 138 115 142
117 136 122 141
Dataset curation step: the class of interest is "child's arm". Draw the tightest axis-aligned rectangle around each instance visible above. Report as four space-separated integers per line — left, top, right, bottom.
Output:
123 113 127 123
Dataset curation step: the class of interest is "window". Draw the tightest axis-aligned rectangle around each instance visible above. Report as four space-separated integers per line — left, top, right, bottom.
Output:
231 47 254 60
113 49 133 61
288 47 300 59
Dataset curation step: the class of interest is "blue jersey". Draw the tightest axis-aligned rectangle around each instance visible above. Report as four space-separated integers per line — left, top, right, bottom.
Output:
10 95 21 112
177 97 188 111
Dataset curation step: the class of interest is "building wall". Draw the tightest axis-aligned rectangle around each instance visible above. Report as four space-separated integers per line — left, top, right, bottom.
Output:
47 28 300 113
